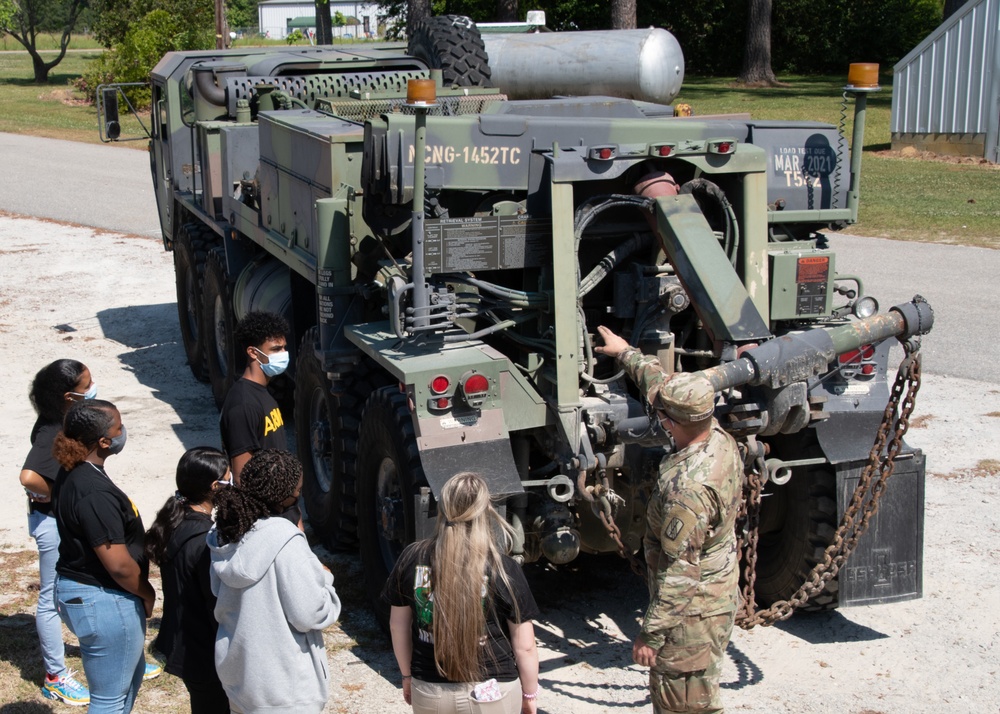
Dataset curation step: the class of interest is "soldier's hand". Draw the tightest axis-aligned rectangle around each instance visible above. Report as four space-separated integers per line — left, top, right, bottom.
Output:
595 325 630 358
632 637 657 668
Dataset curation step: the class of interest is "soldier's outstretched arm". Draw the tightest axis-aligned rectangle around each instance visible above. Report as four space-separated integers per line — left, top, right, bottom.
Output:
595 325 629 358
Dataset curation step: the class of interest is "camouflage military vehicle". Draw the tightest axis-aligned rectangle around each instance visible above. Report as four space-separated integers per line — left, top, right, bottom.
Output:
100 16 932 624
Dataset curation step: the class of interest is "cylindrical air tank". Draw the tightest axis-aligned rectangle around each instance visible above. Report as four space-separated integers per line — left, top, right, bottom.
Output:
481 28 685 105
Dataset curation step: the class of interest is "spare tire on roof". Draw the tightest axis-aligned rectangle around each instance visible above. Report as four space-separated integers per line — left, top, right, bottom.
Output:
407 14 493 88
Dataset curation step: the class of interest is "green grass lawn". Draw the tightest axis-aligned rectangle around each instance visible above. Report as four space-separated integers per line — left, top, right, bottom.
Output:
0 48 995 247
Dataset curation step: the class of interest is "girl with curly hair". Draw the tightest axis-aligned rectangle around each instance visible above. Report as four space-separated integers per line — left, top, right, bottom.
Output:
52 399 155 714
382 472 540 713
207 449 340 713
146 447 231 713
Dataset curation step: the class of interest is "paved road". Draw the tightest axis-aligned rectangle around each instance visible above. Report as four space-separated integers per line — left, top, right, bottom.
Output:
0 132 161 237
1 131 997 382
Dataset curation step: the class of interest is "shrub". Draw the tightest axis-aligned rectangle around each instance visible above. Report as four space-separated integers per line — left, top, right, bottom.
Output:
78 8 213 108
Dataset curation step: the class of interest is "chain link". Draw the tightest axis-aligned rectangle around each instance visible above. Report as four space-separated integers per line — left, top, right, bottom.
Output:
592 483 647 578
736 348 923 629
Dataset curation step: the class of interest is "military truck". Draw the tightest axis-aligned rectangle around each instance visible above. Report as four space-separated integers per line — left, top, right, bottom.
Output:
100 17 932 624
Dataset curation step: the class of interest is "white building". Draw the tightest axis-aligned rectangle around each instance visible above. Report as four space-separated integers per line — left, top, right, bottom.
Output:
257 1 388 40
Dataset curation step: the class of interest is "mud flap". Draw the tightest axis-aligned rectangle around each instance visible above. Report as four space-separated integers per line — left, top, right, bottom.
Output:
835 449 925 606
414 407 524 498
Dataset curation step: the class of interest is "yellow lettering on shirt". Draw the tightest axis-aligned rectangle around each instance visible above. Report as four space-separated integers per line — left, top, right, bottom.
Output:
264 407 284 436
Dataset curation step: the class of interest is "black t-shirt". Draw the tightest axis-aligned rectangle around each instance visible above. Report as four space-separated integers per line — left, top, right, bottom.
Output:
219 378 288 458
53 461 148 591
153 511 221 684
22 419 61 515
381 540 539 683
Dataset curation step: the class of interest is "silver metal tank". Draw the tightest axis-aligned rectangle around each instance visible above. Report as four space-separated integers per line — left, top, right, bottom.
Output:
481 28 685 105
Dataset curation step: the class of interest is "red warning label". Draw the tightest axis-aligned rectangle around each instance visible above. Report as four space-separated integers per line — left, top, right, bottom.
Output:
796 256 830 283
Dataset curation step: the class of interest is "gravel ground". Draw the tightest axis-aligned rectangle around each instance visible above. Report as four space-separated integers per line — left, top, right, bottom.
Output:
0 214 997 713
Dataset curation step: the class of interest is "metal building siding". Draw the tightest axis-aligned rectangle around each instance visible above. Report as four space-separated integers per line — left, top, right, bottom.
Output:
891 0 999 153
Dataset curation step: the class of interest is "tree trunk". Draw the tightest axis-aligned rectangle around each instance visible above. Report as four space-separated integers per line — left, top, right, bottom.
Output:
497 0 517 22
316 0 333 44
31 51 50 83
408 0 431 30
738 0 777 85
611 0 636 29
942 0 965 21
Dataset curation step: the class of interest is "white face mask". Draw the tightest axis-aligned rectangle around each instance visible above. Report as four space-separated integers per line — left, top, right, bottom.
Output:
254 347 289 377
70 383 98 400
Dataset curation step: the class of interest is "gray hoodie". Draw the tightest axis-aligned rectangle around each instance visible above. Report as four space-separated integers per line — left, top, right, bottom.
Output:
208 517 341 713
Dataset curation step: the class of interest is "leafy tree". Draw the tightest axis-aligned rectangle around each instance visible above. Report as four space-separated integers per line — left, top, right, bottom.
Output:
78 8 212 105
227 0 258 31
0 0 17 26
1 0 89 82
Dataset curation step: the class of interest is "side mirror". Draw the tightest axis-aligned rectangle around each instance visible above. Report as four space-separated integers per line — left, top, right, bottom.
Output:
102 87 121 141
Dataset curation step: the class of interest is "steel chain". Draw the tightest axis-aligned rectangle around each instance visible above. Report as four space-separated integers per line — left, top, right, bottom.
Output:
593 484 647 578
736 439 765 624
736 348 923 629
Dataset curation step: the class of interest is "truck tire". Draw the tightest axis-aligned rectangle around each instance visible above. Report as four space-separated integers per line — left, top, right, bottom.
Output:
356 386 427 630
173 224 212 382
753 454 839 610
407 15 493 87
202 249 237 409
295 329 386 550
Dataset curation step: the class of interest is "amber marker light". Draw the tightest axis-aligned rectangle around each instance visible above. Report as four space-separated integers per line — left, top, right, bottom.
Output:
405 78 438 107
846 63 880 92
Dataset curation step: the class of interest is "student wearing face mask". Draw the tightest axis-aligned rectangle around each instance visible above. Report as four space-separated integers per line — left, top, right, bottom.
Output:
20 359 95 705
219 311 290 485
146 447 232 713
52 400 155 714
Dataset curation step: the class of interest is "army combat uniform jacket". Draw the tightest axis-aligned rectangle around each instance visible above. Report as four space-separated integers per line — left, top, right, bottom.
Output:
619 350 743 649
639 422 743 648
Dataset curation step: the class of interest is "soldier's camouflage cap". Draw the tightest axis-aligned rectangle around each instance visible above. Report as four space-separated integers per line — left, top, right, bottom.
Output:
644 371 716 424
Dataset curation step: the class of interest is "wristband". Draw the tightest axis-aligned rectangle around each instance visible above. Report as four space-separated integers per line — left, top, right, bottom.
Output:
401 675 412 681
522 689 538 700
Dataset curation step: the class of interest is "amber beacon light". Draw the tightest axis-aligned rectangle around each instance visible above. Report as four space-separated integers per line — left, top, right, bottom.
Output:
405 78 438 107
846 63 880 92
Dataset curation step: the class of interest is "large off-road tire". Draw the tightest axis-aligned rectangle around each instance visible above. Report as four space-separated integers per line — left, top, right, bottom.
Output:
295 329 389 550
753 445 839 610
356 386 427 630
173 223 213 382
407 15 493 87
202 248 238 409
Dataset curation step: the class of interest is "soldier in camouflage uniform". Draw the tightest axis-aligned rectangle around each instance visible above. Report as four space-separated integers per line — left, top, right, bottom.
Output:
596 325 743 713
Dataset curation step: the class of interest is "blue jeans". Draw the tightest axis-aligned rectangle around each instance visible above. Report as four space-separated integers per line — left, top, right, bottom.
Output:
28 510 65 677
56 577 146 713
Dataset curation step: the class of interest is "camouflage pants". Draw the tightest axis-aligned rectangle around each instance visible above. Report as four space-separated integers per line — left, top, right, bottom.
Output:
649 611 734 713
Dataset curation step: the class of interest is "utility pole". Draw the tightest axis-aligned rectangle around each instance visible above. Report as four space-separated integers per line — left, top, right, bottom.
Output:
215 0 227 49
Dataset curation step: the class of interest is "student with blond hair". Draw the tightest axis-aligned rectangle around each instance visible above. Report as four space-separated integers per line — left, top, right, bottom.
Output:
382 472 540 713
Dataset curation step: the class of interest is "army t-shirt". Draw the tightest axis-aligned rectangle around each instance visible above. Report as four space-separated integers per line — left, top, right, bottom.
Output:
219 378 288 458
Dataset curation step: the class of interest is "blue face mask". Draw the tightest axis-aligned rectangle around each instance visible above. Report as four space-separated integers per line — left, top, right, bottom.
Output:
255 348 289 378
71 383 98 400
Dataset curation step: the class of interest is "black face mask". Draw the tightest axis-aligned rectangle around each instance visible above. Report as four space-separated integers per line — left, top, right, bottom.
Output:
106 425 128 455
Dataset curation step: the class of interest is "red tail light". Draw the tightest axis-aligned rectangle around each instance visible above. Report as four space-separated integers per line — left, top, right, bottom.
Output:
463 374 489 395
430 375 450 394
